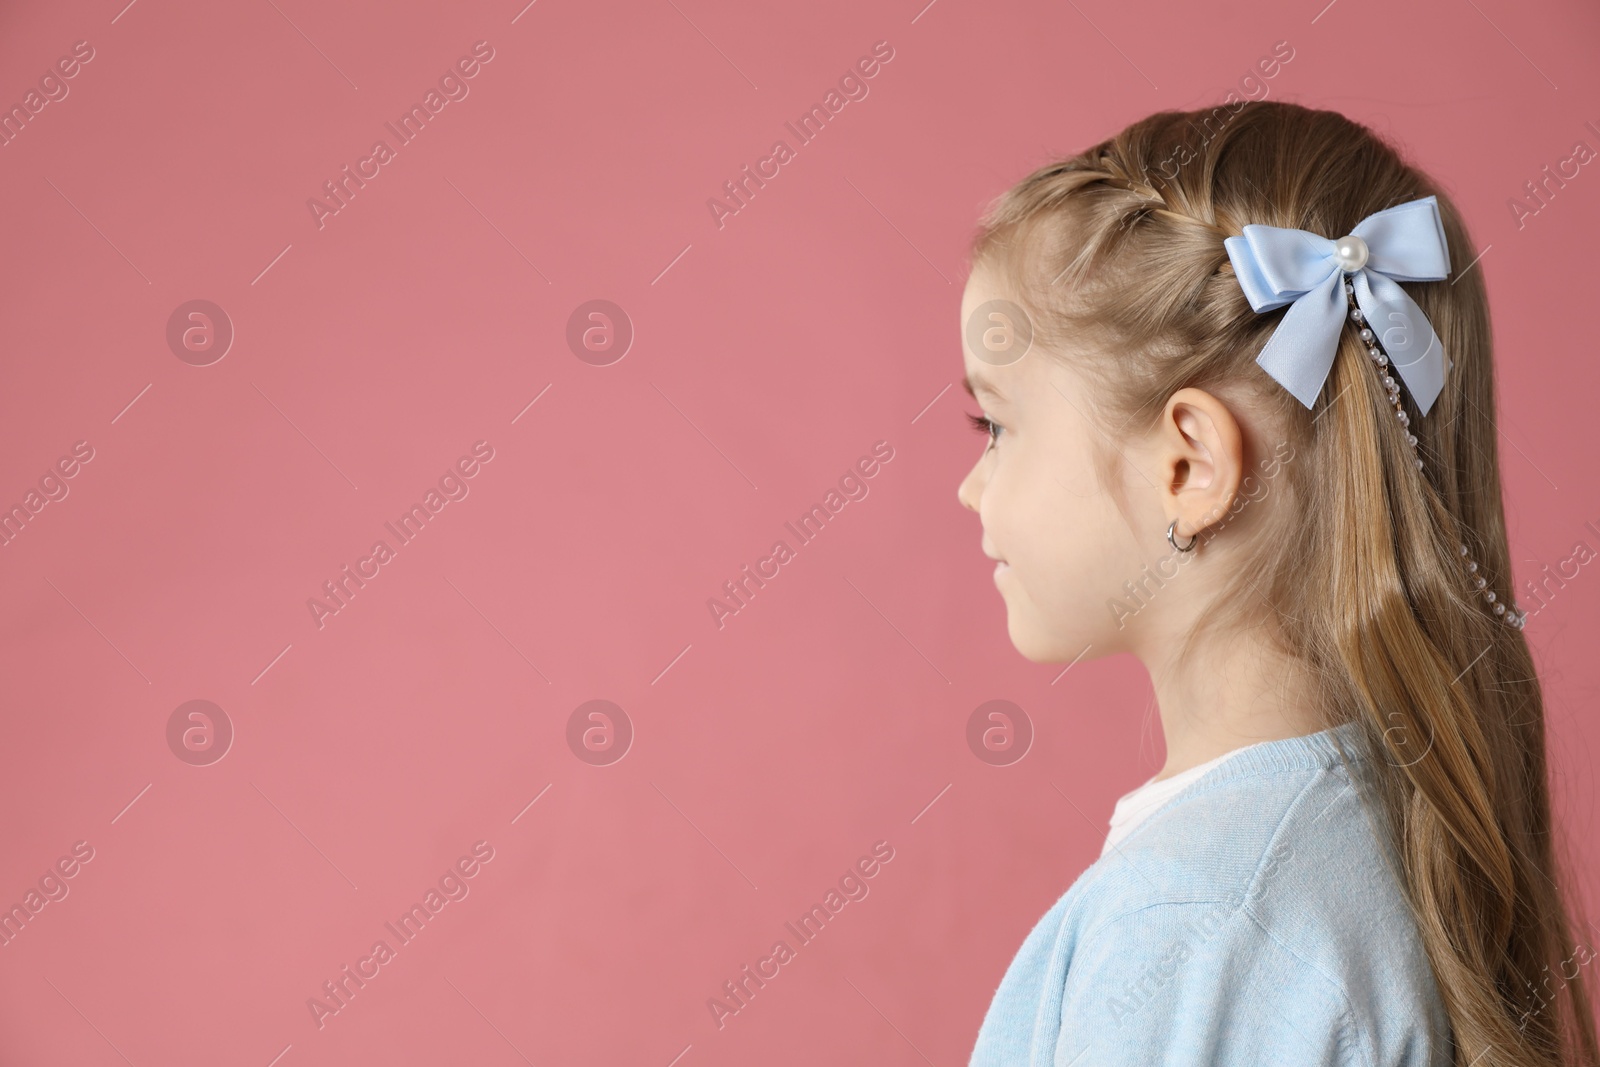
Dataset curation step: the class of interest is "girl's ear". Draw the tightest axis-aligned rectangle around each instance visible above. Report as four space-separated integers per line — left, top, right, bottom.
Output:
1157 387 1244 542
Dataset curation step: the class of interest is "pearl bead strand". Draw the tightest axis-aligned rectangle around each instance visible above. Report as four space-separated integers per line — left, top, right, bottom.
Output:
1341 273 1526 631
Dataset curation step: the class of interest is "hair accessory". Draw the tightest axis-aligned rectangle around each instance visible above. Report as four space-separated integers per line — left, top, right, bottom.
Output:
1224 195 1452 415
1336 275 1525 630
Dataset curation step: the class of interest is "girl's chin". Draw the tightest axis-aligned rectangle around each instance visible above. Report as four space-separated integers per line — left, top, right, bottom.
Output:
1006 629 1061 664
1000 600 1102 664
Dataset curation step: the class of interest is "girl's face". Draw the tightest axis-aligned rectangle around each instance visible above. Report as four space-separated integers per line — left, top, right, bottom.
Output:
955 266 1157 662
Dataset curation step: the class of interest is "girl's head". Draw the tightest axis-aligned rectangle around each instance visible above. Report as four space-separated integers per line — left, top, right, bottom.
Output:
958 100 1596 1066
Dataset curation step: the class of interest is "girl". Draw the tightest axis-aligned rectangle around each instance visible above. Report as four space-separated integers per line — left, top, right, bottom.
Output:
956 101 1597 1067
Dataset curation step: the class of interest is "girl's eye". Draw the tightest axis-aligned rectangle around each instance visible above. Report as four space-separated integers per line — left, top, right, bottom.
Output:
965 411 1003 447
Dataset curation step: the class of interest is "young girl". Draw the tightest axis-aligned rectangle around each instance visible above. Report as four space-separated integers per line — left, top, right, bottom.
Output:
957 101 1597 1067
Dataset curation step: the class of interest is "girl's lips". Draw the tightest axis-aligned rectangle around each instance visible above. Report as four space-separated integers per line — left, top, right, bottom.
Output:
994 560 1009 577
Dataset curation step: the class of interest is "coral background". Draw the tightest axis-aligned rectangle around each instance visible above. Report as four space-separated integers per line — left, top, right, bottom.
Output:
0 0 1596 1063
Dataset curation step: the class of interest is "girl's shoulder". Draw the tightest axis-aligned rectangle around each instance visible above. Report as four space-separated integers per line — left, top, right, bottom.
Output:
1050 747 1449 1066
1076 743 1379 929
969 731 1451 1066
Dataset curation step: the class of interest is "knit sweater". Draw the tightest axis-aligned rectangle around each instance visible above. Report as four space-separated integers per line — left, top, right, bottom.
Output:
967 720 1452 1066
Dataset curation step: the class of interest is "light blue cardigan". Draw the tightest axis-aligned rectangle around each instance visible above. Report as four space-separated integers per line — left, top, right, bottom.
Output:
967 721 1452 1066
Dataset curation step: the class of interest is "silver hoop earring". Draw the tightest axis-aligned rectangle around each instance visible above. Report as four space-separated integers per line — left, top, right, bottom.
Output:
1166 519 1197 553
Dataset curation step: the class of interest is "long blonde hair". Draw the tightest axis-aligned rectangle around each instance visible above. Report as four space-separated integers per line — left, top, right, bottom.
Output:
968 100 1597 1067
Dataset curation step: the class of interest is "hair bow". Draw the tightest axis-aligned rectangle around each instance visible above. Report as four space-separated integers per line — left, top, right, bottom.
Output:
1223 195 1452 415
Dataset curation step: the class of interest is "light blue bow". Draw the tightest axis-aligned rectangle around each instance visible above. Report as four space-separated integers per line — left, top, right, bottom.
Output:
1224 195 1452 415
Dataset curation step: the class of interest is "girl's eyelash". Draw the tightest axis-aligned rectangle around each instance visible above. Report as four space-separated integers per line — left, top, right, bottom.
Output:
966 411 1002 440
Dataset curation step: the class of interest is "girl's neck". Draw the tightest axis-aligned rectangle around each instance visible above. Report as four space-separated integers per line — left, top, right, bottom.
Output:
1140 628 1326 782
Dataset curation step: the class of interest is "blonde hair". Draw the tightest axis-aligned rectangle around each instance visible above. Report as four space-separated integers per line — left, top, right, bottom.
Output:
969 100 1597 1067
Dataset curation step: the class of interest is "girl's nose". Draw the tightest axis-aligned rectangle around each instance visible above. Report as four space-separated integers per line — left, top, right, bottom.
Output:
958 461 983 513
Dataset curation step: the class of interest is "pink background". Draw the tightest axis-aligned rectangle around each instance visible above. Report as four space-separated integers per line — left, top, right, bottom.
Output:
2 0 1597 1063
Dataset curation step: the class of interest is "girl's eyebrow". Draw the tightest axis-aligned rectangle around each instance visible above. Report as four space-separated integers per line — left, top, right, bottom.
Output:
963 373 1006 402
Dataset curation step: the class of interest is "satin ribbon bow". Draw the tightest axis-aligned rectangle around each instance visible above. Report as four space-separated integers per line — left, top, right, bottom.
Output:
1223 195 1452 415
